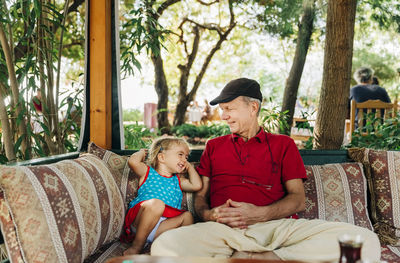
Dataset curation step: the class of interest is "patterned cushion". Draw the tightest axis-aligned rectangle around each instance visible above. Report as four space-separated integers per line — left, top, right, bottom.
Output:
87 142 139 210
0 154 125 263
298 162 374 230
86 142 193 214
349 148 400 246
381 245 400 263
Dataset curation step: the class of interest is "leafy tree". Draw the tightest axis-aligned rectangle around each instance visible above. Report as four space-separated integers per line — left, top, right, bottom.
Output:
0 0 85 162
121 0 236 131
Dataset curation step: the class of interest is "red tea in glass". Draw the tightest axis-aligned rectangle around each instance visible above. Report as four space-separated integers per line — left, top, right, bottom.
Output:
338 234 363 263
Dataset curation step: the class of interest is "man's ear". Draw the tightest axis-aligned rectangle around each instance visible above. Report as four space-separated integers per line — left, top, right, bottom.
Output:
251 101 259 115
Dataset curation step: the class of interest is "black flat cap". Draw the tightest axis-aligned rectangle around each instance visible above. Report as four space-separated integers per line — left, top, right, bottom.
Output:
210 78 262 106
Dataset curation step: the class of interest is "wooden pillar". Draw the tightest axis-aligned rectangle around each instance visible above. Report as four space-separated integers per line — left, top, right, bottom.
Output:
89 0 112 149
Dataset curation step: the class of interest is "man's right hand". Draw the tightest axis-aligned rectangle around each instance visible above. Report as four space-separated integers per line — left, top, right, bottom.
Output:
203 202 229 222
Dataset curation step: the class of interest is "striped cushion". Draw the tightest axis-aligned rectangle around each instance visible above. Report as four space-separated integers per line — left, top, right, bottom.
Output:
298 162 374 231
0 154 125 263
87 142 139 210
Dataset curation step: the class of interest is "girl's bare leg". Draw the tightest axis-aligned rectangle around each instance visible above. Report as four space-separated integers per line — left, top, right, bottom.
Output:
154 211 193 239
124 199 165 255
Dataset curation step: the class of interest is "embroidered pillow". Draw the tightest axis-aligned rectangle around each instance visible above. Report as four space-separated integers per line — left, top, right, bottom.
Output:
349 148 400 246
0 154 125 263
298 162 373 231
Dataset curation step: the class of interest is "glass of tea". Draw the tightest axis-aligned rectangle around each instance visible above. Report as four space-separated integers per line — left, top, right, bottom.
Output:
338 233 364 263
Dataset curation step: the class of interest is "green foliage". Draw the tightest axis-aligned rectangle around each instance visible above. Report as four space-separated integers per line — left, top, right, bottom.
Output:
352 48 398 88
123 109 143 122
347 113 400 150
259 100 290 134
124 123 155 149
358 1 400 32
251 0 303 38
203 124 231 139
171 124 201 138
171 123 230 139
0 0 85 161
120 1 171 78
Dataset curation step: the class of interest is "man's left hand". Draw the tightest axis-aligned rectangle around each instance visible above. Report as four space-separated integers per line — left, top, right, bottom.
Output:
214 199 264 228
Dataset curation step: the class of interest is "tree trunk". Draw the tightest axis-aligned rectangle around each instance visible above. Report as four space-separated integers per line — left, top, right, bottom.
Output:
313 0 357 149
0 83 16 162
281 0 316 135
0 22 28 157
151 53 171 133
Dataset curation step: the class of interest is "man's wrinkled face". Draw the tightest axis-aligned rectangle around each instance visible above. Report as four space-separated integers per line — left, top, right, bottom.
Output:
219 96 256 136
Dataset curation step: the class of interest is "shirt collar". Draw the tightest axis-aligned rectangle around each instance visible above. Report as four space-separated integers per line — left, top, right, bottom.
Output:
232 128 265 143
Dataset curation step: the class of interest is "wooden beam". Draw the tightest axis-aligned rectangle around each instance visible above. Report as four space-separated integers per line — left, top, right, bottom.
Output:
89 0 112 149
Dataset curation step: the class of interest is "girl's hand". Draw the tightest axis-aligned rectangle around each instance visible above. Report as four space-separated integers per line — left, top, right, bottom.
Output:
183 161 193 172
137 148 148 161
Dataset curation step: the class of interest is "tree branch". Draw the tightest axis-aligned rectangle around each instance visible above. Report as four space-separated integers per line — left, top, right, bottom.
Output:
66 0 85 15
188 0 236 99
195 0 220 6
156 0 181 19
183 18 223 35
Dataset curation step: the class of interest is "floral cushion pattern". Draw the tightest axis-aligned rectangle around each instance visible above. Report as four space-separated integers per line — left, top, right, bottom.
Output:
349 148 400 246
0 154 125 263
298 162 374 230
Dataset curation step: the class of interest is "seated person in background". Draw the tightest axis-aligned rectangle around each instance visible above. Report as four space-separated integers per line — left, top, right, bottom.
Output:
151 78 381 262
123 137 202 255
349 67 391 126
350 67 390 103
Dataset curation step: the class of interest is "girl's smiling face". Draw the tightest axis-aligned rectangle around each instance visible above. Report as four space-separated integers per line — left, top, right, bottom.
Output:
159 143 190 174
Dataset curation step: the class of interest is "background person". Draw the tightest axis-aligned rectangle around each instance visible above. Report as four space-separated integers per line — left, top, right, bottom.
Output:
31 90 44 134
123 137 202 255
151 78 381 262
188 101 202 125
349 67 391 125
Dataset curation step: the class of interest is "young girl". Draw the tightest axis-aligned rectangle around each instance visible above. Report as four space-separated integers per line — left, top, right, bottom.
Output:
123 137 202 255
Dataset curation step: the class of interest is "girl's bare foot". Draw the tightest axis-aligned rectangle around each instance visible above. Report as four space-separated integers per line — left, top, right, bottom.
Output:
123 245 142 256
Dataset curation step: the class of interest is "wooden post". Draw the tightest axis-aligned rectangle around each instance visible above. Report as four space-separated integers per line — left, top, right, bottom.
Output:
89 0 112 149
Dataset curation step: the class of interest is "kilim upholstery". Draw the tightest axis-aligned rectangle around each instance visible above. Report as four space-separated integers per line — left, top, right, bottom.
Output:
0 143 399 262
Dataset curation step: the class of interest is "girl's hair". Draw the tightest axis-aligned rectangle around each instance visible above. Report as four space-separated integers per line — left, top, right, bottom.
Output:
147 137 190 168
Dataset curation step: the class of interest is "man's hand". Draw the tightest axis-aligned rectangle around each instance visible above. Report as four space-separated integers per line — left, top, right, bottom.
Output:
214 199 262 229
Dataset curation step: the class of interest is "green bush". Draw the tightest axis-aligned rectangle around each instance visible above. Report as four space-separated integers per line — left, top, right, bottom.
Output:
171 123 230 139
124 122 156 149
259 101 290 134
347 113 400 150
171 124 200 138
123 109 143 122
206 123 230 138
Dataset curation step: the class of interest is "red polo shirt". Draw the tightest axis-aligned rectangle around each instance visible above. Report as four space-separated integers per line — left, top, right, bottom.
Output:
196 129 307 208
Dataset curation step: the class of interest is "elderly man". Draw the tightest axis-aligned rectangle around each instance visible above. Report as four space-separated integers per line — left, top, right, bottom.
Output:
151 78 381 262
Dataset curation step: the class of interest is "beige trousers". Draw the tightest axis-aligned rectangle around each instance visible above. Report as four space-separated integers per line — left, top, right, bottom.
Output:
151 219 381 262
